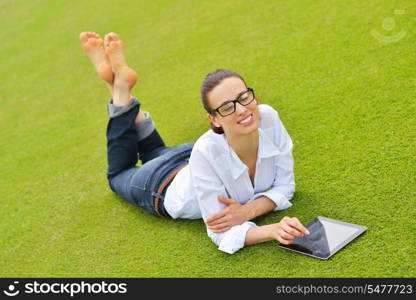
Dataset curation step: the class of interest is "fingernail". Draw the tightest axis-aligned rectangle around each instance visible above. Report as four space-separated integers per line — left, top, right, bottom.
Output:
306 230 310 235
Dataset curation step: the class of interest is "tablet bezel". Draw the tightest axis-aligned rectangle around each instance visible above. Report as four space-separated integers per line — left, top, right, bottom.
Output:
277 216 368 260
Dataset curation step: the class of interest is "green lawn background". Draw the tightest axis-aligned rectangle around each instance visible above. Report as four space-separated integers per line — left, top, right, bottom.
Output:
0 0 415 277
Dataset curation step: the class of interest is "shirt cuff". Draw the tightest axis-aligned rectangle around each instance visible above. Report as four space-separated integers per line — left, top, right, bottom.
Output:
252 190 293 212
217 221 257 254
107 98 140 118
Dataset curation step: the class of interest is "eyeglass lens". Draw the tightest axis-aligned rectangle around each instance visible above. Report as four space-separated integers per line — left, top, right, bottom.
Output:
218 89 254 116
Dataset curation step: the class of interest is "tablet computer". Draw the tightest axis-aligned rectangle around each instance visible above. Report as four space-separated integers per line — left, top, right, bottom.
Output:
277 216 367 260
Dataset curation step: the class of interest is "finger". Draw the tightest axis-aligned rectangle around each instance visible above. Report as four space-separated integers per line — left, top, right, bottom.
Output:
283 217 306 235
276 235 292 245
282 224 303 238
206 215 229 226
279 228 296 240
218 196 236 205
289 218 310 235
211 226 231 233
205 211 227 225
208 223 230 232
207 218 229 229
281 217 301 232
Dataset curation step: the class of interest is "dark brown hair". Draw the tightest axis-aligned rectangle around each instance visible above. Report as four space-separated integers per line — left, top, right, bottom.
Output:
200 69 247 134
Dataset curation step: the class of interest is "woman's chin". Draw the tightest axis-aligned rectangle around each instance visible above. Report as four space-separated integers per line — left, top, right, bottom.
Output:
235 121 259 135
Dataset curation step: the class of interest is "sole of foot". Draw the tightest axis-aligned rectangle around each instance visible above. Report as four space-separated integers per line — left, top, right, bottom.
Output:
104 32 138 89
79 32 114 84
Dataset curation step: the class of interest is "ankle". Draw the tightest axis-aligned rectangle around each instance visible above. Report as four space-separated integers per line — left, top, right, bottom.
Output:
112 86 132 106
107 98 140 118
135 111 147 123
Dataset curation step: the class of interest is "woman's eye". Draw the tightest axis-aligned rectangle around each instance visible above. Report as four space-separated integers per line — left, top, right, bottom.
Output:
240 93 248 100
220 103 234 114
223 104 234 111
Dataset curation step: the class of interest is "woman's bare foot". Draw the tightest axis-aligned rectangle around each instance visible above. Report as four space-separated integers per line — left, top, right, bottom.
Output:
79 32 114 93
104 33 147 122
104 33 138 107
103 33 138 107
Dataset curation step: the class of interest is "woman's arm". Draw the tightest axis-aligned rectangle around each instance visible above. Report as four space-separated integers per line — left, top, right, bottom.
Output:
245 217 309 246
189 146 258 254
205 195 276 233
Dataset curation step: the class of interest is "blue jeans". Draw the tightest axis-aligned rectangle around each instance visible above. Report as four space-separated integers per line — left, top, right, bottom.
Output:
106 101 193 218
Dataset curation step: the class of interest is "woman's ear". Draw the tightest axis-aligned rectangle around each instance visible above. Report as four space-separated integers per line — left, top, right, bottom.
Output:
207 113 221 128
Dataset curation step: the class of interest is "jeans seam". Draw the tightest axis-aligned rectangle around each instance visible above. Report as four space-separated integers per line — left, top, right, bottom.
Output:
130 171 150 191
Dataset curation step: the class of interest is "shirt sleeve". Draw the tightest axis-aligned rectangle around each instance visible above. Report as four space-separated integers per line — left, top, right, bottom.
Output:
252 108 295 211
189 147 257 254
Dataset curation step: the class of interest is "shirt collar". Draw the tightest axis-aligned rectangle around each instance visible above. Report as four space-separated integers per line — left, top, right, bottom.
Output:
222 128 280 180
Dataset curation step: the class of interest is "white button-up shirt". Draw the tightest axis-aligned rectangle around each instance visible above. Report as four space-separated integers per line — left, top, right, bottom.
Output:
164 104 295 254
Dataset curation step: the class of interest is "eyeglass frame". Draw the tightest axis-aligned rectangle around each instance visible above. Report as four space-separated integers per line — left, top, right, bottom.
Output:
209 87 256 117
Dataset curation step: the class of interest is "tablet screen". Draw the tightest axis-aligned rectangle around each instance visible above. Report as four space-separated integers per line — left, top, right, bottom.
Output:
278 216 367 259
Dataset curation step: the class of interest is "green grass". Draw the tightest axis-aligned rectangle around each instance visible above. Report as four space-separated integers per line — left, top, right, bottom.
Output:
0 0 415 277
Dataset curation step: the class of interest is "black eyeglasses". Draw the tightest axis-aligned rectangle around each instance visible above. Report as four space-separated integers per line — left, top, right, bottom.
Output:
211 88 255 117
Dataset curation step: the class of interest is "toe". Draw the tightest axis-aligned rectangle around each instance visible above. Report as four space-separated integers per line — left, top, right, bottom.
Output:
107 32 119 42
91 32 100 39
104 33 112 47
89 38 98 46
80 32 102 44
108 40 123 53
96 39 104 47
86 37 101 49
79 32 89 43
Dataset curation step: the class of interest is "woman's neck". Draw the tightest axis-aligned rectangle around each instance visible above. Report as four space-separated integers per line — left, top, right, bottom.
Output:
226 129 259 162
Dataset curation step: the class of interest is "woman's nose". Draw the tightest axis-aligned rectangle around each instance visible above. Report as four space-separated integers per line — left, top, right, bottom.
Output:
235 102 248 115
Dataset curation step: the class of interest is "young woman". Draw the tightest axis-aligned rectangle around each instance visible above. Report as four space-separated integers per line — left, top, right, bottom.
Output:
80 32 309 254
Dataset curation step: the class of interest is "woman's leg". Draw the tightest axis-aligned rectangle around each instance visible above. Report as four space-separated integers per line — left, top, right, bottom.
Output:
102 32 141 178
80 32 172 216
103 32 170 169
80 32 167 164
79 31 146 122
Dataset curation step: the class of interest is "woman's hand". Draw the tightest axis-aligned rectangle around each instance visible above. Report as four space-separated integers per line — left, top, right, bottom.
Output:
268 217 310 245
205 196 248 233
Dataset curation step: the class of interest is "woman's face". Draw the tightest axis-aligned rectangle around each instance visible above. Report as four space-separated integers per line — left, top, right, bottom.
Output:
207 76 260 137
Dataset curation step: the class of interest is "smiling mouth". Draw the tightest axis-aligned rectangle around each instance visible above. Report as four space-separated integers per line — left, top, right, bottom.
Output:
237 114 253 125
